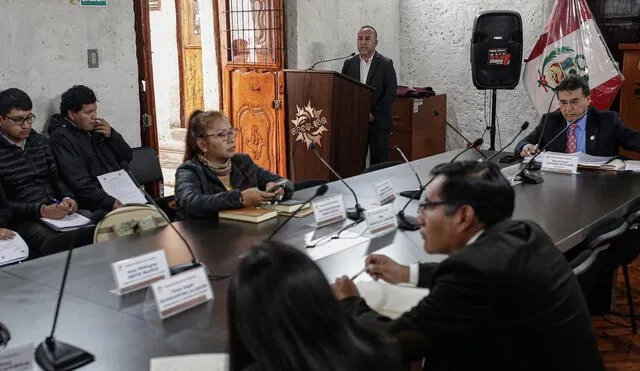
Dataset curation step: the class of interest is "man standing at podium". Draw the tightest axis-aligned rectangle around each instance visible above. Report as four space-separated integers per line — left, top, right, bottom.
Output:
342 25 397 166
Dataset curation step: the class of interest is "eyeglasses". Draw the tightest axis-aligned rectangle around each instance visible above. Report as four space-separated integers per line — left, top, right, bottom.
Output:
558 98 586 108
417 199 456 214
3 113 35 126
202 128 239 141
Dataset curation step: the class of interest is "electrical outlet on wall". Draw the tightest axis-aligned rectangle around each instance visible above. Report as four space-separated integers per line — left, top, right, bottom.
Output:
88 49 99 68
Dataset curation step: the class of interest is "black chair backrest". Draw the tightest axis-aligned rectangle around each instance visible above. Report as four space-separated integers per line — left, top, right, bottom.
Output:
570 217 628 298
362 161 403 174
129 147 163 186
294 179 328 192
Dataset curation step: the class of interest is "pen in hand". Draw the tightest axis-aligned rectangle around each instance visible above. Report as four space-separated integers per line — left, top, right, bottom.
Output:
52 198 71 213
351 268 366 281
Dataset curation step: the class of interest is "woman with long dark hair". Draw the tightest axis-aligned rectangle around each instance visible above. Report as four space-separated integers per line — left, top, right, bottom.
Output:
228 240 403 371
174 110 293 219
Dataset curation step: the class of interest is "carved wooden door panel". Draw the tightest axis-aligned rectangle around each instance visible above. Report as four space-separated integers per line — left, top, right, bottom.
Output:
229 69 285 174
218 0 285 175
178 0 204 126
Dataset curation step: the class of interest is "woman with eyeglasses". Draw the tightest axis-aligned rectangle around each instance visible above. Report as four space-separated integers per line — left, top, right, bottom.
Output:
175 110 293 219
228 240 404 371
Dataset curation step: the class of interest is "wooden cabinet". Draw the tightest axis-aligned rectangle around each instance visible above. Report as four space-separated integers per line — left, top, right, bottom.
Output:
388 94 446 161
619 44 640 160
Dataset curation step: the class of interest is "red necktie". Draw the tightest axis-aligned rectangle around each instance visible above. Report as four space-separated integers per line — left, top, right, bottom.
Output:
567 123 577 153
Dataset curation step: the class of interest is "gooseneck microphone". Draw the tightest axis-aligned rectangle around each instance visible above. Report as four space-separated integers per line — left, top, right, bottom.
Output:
515 115 584 184
434 110 487 159
485 121 530 162
309 143 364 221
267 184 329 240
122 163 228 280
393 146 424 200
397 138 483 230
309 52 356 70
36 233 95 370
449 138 484 163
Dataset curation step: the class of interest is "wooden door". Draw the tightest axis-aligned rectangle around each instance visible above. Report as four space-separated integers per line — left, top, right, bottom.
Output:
177 0 205 126
218 0 286 175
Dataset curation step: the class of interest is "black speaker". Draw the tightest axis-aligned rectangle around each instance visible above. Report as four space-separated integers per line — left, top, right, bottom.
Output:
471 11 523 90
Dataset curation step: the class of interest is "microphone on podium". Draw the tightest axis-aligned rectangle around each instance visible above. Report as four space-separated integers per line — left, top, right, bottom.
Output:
397 138 483 230
433 110 487 159
392 145 424 200
267 184 329 240
35 231 95 370
309 52 356 70
309 143 364 221
485 121 530 162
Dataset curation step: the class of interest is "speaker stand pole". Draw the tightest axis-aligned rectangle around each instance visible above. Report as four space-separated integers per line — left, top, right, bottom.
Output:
489 88 497 151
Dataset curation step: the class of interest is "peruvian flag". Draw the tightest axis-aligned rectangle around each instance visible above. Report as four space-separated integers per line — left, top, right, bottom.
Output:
523 0 623 115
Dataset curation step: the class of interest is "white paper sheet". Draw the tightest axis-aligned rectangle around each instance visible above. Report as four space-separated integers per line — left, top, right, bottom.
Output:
150 353 228 371
0 232 29 266
97 169 147 205
357 280 429 319
40 213 92 231
304 231 371 261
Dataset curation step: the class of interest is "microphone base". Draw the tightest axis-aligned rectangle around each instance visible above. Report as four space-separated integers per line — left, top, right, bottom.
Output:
397 213 420 231
169 261 204 276
515 170 544 184
35 338 94 371
399 189 423 200
347 206 365 222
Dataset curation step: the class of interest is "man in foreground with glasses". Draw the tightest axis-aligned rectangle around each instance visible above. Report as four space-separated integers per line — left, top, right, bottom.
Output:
332 161 603 370
48 85 132 212
0 88 91 257
517 73 640 158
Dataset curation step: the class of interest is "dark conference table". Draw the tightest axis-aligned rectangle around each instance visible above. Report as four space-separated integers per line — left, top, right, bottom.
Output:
2 150 640 370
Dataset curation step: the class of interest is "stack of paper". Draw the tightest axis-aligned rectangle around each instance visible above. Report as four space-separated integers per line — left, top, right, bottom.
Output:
356 280 429 319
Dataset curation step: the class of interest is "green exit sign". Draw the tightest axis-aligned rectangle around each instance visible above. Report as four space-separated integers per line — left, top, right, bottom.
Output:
81 0 107 6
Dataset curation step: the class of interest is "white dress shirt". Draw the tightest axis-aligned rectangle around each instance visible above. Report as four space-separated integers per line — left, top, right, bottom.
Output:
359 51 375 84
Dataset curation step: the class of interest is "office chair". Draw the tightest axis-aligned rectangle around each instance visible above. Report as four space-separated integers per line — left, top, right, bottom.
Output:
128 147 177 221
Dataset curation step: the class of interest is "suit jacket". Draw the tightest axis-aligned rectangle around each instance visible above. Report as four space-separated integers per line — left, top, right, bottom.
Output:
516 107 640 156
340 219 604 371
341 52 397 130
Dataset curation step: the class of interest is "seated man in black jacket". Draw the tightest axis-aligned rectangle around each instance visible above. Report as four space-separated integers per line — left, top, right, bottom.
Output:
517 74 640 157
0 88 91 257
332 161 604 371
48 85 132 212
0 184 16 241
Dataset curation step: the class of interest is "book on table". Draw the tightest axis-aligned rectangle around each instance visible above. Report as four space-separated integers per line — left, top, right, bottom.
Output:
264 199 311 213
219 207 278 223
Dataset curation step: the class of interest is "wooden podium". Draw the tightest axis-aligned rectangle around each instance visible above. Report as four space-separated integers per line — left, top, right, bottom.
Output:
284 70 373 182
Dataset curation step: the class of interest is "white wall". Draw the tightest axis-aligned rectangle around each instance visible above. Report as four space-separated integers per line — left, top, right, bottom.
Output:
0 0 141 146
286 0 400 73
150 0 180 142
200 0 221 111
400 0 555 150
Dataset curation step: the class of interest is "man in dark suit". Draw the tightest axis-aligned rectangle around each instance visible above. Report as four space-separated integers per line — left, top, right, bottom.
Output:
517 74 640 157
332 161 604 371
341 25 397 166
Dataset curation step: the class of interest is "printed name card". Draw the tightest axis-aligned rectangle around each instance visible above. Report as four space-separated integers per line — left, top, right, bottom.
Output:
0 343 34 371
364 204 397 237
372 178 396 205
541 152 578 174
151 267 213 320
111 250 170 296
312 195 346 228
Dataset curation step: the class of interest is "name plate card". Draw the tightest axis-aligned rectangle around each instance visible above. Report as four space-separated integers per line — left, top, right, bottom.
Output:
151 267 213 320
372 178 396 205
111 250 170 296
364 204 397 237
0 343 34 371
312 195 346 228
541 152 578 174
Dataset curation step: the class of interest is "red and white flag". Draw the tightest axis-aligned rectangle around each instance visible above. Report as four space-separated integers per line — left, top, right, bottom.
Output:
523 0 623 115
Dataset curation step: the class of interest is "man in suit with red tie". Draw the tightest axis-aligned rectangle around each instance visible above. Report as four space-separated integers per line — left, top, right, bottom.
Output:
342 25 397 166
517 74 640 157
